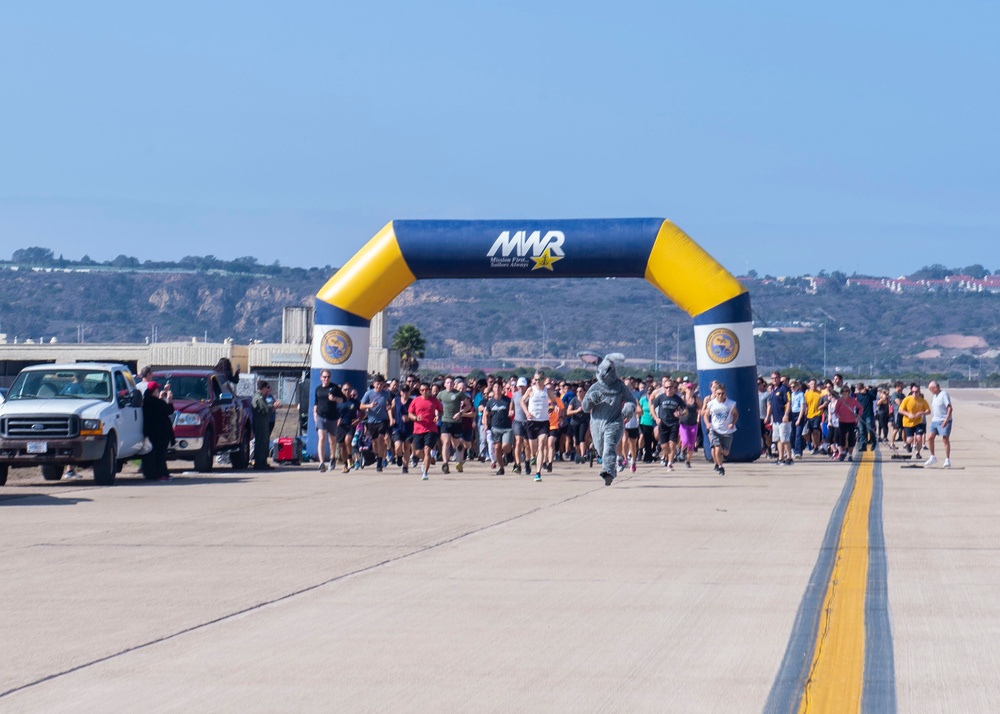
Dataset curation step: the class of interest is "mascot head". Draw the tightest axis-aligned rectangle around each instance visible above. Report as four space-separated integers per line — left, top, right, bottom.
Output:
596 353 626 385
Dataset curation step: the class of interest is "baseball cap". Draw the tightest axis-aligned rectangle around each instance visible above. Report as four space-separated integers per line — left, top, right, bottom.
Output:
517 377 528 387
146 381 160 392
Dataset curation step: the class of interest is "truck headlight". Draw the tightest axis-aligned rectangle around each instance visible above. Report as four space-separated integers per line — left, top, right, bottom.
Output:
81 419 102 435
174 413 202 426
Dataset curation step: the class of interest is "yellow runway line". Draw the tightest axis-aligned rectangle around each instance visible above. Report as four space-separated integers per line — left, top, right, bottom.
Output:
799 451 874 713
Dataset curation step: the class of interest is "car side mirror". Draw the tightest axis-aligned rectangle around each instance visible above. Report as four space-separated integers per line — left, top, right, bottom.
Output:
131 390 144 408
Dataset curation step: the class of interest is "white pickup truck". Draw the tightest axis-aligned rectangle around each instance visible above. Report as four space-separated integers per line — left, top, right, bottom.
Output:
0 363 146 486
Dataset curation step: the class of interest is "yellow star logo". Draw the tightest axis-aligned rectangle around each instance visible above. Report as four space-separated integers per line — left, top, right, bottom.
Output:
530 247 563 271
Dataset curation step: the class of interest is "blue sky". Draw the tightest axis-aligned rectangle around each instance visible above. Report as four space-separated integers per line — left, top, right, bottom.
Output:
2 1 998 276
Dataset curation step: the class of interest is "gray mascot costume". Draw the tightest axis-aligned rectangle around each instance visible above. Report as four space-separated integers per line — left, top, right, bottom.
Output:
581 353 637 486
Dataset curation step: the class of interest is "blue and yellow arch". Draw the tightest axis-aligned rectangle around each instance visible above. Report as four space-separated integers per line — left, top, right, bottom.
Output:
311 218 762 461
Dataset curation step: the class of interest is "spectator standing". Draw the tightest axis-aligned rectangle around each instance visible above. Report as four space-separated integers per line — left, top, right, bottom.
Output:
251 381 274 470
142 381 175 481
790 379 806 459
854 383 877 452
925 381 953 468
766 371 793 465
215 358 240 389
135 366 154 394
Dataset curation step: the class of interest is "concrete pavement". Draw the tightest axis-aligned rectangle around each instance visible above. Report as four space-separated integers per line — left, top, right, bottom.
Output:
1 389 998 712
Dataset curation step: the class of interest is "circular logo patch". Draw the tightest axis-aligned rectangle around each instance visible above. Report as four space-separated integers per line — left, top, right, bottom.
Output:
706 328 740 365
321 330 353 366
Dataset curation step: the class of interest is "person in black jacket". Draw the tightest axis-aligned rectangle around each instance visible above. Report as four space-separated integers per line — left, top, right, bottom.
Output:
142 381 175 481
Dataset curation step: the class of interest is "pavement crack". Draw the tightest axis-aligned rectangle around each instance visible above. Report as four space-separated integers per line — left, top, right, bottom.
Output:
0 482 607 700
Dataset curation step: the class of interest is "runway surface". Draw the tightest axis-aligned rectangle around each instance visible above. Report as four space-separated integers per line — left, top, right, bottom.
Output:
1 389 998 712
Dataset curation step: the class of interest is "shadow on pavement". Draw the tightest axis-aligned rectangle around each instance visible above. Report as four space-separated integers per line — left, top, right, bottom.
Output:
0 494 93 506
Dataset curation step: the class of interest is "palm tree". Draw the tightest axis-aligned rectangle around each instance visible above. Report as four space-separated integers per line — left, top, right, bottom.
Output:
392 324 426 373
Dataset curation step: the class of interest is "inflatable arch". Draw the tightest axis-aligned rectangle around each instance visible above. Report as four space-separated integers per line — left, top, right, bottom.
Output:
310 219 762 461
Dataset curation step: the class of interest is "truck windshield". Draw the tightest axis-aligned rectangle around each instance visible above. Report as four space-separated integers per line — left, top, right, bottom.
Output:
157 376 210 402
7 370 113 402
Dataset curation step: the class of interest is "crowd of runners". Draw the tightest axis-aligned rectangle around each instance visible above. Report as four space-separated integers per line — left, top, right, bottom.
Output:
310 367 955 482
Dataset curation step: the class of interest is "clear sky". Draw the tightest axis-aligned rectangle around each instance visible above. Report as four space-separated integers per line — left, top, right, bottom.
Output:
2 1 998 277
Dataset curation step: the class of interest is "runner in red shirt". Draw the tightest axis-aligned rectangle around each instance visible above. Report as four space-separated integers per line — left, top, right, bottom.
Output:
407 383 443 481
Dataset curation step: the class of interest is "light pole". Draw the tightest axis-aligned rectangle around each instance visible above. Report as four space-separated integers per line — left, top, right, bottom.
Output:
654 323 658 372
823 322 827 378
675 324 681 372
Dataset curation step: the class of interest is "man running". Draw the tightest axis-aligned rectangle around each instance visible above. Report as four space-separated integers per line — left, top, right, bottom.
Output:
313 370 345 472
407 383 442 480
898 384 931 460
359 374 392 472
703 383 738 476
521 371 555 482
484 382 514 475
652 380 684 471
438 376 473 473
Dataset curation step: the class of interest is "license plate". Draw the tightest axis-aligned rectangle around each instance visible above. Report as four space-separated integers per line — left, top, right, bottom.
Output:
27 442 48 454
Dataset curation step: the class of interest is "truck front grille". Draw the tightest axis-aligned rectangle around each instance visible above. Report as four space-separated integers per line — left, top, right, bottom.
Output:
0 415 79 439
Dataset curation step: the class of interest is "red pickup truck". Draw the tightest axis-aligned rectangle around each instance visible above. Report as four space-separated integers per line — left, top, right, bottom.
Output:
150 370 254 472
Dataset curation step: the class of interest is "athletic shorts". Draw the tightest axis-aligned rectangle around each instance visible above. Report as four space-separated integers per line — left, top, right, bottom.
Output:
442 422 464 437
625 427 640 440
571 422 589 444
512 421 529 438
773 421 792 443
679 424 698 450
393 426 413 443
527 421 548 440
316 416 338 433
491 427 513 446
904 424 926 437
709 430 734 451
893 413 903 429
929 420 952 437
367 421 390 438
462 429 475 443
806 416 822 434
548 428 560 439
658 423 680 445
412 432 437 450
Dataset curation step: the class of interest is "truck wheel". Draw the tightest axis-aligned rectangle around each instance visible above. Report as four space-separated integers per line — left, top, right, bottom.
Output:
42 464 64 481
0 464 8 486
93 440 117 486
194 430 214 473
231 427 251 470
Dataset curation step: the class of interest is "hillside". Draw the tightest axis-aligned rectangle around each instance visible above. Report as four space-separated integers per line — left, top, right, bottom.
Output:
2 264 999 380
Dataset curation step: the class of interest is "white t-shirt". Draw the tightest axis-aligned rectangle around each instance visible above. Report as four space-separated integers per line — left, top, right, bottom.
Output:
706 398 738 435
931 391 952 422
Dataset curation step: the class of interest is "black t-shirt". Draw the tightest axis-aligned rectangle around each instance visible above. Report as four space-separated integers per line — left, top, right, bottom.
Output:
563 394 585 425
768 384 790 422
486 396 512 430
337 397 360 429
315 384 345 418
653 393 684 426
